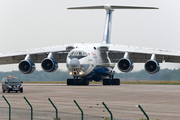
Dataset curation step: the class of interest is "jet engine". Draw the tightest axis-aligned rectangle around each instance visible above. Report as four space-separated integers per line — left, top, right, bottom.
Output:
41 58 58 72
117 58 133 72
18 60 36 74
145 59 160 74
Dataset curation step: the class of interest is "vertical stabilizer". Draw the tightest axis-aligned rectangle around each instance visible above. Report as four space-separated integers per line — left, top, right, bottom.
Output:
68 5 158 44
102 5 113 44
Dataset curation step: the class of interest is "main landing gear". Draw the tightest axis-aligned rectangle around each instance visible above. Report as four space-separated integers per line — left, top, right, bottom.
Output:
103 75 120 85
103 78 120 85
67 75 120 86
67 78 89 85
67 77 120 86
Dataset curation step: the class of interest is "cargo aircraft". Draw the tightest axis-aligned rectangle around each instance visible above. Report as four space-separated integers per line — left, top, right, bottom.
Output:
1 5 179 85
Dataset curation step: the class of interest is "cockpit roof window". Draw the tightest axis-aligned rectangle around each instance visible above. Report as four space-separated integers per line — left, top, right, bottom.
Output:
68 50 87 57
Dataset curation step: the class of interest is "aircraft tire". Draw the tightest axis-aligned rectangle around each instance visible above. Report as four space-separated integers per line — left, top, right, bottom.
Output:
67 78 89 86
74 79 78 85
67 79 74 85
103 79 111 85
76 79 83 85
82 79 89 85
67 79 71 85
111 78 120 85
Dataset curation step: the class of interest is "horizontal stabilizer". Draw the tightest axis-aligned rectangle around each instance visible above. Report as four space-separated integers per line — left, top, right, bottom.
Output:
67 5 159 10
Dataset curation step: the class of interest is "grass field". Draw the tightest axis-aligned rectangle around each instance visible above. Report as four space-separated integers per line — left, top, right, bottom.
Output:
20 81 180 85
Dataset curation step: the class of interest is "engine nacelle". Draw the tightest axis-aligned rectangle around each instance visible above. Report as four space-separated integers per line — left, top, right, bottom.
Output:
117 58 133 72
41 58 58 72
18 60 36 74
145 59 160 74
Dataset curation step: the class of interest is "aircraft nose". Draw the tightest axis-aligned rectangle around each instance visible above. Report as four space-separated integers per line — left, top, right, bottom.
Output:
69 58 80 68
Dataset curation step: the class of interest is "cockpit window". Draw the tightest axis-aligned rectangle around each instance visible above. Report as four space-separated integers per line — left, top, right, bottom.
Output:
82 52 87 56
69 52 74 56
68 50 87 57
79 52 82 56
74 51 78 56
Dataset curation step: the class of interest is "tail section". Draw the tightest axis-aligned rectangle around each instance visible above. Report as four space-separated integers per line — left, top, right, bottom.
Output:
68 5 158 44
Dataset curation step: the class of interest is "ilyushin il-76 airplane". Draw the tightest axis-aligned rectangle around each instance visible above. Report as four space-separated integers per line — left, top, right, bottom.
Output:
1 5 180 85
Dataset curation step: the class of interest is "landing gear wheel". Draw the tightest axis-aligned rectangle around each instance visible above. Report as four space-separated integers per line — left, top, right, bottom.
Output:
103 79 111 85
67 79 74 85
82 79 89 85
111 78 120 85
2 89 5 93
16 91 18 93
67 78 90 86
75 79 83 85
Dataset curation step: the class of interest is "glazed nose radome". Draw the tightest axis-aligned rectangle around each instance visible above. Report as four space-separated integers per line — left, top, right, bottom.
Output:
69 58 80 67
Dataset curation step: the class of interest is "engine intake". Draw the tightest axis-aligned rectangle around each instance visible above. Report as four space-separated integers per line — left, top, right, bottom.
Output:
145 59 160 74
41 58 58 72
117 58 133 72
18 60 36 74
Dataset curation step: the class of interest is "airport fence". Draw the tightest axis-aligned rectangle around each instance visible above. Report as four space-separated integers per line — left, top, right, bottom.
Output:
1 95 177 120
0 107 125 120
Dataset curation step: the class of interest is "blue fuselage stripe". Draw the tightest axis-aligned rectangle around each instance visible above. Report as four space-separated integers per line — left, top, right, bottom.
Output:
83 66 114 81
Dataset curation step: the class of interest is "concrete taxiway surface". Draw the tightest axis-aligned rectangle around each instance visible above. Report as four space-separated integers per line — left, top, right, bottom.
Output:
0 84 179 120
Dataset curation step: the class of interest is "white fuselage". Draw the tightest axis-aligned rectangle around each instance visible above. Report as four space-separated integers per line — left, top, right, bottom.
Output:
66 43 115 81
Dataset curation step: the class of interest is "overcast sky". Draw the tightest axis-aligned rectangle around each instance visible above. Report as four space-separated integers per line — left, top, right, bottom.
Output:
0 0 180 72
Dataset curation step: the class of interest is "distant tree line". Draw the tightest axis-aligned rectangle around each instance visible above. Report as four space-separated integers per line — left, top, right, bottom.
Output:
114 68 180 81
0 68 180 81
0 70 71 82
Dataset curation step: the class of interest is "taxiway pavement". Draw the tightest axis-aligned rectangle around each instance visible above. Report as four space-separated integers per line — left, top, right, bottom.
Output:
0 84 179 120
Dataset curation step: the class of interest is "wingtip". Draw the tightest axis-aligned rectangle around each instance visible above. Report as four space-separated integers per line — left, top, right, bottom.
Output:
153 7 159 9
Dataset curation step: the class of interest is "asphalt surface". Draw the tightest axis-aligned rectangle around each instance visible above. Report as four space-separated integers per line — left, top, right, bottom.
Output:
0 84 179 120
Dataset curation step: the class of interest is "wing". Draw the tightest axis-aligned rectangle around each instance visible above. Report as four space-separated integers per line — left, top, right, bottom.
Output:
107 44 180 63
0 44 75 65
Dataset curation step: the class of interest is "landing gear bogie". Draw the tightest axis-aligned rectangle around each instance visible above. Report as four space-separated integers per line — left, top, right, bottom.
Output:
111 78 120 85
67 78 89 86
103 79 111 85
103 78 120 85
67 78 74 85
